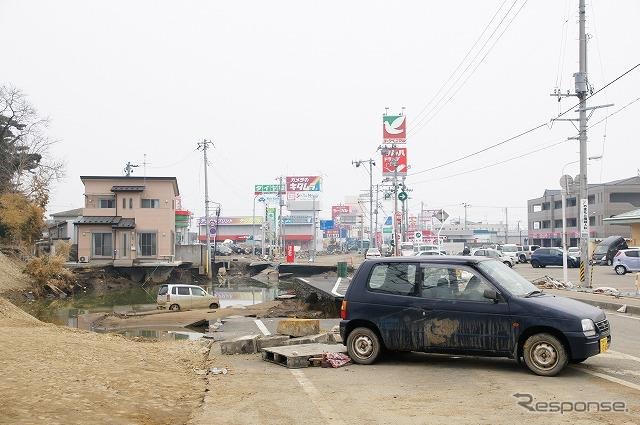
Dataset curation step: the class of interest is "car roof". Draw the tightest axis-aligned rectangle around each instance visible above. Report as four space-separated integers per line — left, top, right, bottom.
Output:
364 255 488 265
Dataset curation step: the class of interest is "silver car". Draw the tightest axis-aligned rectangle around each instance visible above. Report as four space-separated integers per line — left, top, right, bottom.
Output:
613 249 640 275
157 284 220 311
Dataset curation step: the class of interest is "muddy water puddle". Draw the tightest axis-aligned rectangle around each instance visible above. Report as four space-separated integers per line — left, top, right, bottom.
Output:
20 277 284 339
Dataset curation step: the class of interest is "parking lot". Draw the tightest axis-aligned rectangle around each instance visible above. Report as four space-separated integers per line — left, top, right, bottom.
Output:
192 309 640 425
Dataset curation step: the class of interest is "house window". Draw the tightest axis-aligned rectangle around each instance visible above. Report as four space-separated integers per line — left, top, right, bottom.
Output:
122 197 126 209
98 197 115 208
92 233 113 257
554 200 562 209
533 221 541 230
138 232 157 256
542 202 551 211
566 197 577 207
542 220 551 229
554 219 563 228
141 199 160 208
588 195 595 205
589 216 596 226
129 198 133 209
567 218 577 227
533 204 542 213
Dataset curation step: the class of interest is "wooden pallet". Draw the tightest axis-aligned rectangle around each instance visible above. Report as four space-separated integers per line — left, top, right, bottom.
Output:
262 343 347 368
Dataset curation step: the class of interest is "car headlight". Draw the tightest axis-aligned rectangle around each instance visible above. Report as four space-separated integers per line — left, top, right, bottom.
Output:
581 318 596 337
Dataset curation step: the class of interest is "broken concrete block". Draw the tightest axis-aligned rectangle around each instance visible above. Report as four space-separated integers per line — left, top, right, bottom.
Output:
256 335 290 351
306 333 331 344
276 318 320 337
329 333 343 344
617 304 627 313
284 336 315 346
220 334 260 355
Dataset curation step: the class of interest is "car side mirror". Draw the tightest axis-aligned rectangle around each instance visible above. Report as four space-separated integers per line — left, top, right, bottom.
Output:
483 288 499 302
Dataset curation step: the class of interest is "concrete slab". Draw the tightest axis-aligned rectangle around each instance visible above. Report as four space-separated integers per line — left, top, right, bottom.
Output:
276 318 320 337
262 343 347 368
220 334 260 355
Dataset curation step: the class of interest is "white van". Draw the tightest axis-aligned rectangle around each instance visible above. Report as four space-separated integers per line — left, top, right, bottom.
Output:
157 284 220 311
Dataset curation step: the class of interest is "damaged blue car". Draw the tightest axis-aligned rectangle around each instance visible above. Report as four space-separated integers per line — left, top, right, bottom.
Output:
339 257 611 376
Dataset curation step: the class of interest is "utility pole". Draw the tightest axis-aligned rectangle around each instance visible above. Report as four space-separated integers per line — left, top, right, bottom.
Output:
461 203 470 231
352 159 375 248
551 1 612 287
197 139 214 281
277 176 285 258
504 207 509 244
393 165 399 255
374 184 380 247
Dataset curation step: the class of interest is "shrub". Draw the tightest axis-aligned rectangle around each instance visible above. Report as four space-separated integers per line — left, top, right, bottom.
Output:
24 254 76 295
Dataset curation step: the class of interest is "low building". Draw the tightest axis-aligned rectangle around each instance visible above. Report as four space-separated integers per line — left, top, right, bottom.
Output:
198 216 264 243
48 208 83 243
528 176 640 247
75 176 179 265
604 208 640 247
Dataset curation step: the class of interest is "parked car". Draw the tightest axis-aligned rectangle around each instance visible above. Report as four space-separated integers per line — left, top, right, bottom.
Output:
613 248 640 275
568 247 581 258
339 257 610 376
592 236 628 266
400 242 414 257
531 247 579 268
499 244 521 263
380 244 392 257
515 245 540 263
473 248 515 267
416 250 446 256
365 248 382 259
157 284 220 311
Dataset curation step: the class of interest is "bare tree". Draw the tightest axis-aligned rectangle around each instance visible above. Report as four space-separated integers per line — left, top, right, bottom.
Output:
0 85 64 202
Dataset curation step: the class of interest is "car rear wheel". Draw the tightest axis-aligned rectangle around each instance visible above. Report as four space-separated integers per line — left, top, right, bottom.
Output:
531 260 540 268
169 304 180 311
523 333 568 377
615 265 627 275
519 254 527 263
504 261 513 268
607 259 613 266
347 327 382 365
209 303 219 309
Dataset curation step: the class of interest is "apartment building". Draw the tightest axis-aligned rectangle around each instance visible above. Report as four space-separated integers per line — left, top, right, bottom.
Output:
527 176 640 247
75 176 179 265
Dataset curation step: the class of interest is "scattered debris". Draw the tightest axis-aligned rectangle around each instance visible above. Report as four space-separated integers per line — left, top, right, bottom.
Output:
321 352 351 368
209 367 228 375
617 304 628 313
593 287 621 297
193 368 208 375
531 276 573 289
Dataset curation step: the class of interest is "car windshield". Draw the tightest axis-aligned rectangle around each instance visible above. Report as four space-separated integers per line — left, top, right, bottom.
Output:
594 245 608 254
477 260 539 297
501 246 517 252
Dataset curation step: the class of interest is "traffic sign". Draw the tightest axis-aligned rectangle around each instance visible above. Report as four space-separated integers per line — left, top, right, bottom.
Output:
434 210 449 222
414 231 423 240
398 191 408 201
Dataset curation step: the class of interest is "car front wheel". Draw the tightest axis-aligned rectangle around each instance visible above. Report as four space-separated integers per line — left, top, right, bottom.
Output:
504 261 513 268
615 265 627 275
347 327 382 365
169 304 181 311
523 333 568 376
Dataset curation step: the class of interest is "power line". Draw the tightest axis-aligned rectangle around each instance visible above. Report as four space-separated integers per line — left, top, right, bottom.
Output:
409 0 528 138
408 0 510 131
409 137 571 185
407 61 640 178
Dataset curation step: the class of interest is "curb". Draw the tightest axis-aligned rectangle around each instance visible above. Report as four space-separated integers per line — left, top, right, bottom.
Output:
557 293 640 315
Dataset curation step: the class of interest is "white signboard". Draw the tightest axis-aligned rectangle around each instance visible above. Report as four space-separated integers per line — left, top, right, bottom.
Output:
580 199 589 237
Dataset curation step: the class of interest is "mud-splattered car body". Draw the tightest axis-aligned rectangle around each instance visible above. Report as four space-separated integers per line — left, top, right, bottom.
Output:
340 257 611 376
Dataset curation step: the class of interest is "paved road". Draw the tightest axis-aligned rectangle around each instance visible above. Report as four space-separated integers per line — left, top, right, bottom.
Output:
196 308 640 424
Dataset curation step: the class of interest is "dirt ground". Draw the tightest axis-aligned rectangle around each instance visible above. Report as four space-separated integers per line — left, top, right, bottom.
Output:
0 297 209 425
0 252 33 295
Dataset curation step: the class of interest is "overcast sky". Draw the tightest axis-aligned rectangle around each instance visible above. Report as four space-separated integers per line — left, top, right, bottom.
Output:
2 0 639 228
